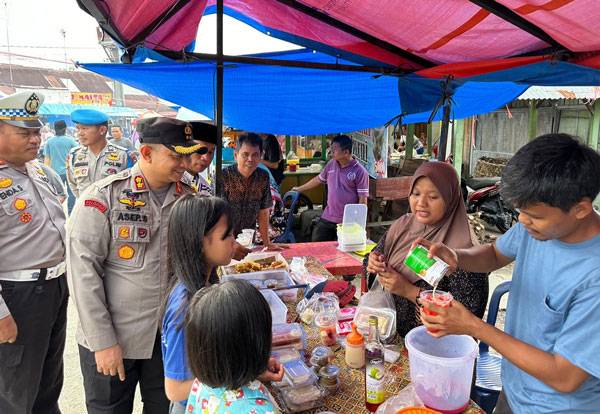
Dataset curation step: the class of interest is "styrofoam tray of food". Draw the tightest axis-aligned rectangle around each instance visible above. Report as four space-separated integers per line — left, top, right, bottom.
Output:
220 252 289 276
220 269 297 302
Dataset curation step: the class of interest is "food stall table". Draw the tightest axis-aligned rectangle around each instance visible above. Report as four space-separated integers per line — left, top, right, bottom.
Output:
281 242 364 277
271 260 483 414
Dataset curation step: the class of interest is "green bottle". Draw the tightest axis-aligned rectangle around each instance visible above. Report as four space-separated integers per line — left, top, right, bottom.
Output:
365 316 385 412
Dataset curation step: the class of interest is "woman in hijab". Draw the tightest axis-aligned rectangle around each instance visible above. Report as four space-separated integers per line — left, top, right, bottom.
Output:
365 161 489 337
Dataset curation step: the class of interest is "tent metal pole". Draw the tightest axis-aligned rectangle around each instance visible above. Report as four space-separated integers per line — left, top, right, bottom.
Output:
438 104 451 161
159 50 402 74
468 0 568 52
215 0 224 196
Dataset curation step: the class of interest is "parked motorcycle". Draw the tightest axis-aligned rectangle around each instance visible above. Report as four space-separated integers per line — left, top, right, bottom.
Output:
461 177 518 233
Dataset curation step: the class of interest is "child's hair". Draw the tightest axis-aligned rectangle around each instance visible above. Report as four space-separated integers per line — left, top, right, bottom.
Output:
185 280 272 389
162 195 233 322
501 133 600 211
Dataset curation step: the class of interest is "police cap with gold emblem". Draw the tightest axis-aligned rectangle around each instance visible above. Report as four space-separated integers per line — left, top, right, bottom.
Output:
190 121 218 145
71 108 110 125
137 117 208 155
0 91 44 129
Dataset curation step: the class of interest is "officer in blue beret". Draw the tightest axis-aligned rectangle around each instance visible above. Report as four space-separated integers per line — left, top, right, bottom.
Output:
66 108 135 198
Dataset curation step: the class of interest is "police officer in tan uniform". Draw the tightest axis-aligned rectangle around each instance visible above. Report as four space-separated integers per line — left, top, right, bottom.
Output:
66 108 134 198
180 121 217 196
67 117 207 414
0 91 69 414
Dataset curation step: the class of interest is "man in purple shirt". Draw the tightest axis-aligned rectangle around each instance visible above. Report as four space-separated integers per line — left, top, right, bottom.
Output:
293 135 369 241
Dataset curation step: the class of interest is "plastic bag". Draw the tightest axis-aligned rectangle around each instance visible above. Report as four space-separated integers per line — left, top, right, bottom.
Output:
375 384 424 414
355 277 397 342
296 292 340 325
289 256 327 288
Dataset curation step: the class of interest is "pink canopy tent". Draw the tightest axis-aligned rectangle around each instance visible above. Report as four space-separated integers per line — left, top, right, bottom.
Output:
77 0 600 73
76 0 600 187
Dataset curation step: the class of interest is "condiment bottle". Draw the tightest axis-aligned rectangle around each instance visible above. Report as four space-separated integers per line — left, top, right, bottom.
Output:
365 316 385 412
345 323 365 369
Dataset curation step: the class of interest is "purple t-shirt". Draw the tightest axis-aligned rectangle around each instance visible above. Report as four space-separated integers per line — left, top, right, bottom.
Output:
318 158 369 223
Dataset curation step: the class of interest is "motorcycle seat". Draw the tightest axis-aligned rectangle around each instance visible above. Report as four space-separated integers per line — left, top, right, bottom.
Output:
467 177 500 190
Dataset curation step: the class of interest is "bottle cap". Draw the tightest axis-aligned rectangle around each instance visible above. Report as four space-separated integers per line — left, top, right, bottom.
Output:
346 323 364 345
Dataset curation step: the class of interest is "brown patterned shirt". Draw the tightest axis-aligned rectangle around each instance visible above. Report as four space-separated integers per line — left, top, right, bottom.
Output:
222 164 271 236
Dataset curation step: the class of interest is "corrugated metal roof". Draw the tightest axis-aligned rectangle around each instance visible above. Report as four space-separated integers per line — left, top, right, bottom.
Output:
518 86 600 100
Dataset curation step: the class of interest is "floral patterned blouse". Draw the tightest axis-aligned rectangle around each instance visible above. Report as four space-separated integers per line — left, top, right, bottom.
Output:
186 378 280 414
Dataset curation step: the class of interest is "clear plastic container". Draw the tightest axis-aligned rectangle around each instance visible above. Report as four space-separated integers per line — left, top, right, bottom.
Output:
280 384 323 412
315 312 338 346
261 290 288 325
353 306 396 342
272 323 305 348
271 347 302 364
405 326 478 414
318 364 340 395
222 269 297 302
282 359 318 387
337 204 367 252
309 346 334 368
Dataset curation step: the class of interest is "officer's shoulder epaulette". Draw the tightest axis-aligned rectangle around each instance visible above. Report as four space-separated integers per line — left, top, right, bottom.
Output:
95 168 132 189
69 145 83 155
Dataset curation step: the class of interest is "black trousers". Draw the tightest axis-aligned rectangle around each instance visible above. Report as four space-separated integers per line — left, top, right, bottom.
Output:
311 217 338 242
79 333 169 414
0 274 68 414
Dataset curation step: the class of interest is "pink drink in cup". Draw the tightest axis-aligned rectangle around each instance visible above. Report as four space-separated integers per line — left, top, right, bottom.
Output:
419 290 453 333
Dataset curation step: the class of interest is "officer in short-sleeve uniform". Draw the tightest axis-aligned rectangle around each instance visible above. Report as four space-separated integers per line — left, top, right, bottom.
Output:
0 91 69 414
66 109 134 198
66 117 207 414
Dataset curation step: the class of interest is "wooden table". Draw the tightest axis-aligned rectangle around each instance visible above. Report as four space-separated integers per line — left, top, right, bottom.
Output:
281 241 364 277
272 258 484 414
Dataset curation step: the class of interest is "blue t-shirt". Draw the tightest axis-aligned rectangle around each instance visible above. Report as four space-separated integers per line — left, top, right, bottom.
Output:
496 223 600 413
162 283 193 406
43 135 77 175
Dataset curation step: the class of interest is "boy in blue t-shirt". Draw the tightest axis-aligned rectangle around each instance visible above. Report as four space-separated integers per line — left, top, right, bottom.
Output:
418 134 600 413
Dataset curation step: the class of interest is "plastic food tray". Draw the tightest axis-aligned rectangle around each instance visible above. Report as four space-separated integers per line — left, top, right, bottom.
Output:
220 252 289 277
353 306 396 342
272 323 306 348
260 290 288 325
271 347 302 364
280 384 323 412
221 269 297 302
282 359 318 388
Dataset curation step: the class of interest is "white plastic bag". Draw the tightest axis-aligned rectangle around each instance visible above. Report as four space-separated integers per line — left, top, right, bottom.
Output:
355 277 397 342
375 384 424 414
296 292 340 325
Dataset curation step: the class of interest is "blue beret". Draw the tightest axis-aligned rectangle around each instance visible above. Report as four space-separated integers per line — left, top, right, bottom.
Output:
71 109 109 125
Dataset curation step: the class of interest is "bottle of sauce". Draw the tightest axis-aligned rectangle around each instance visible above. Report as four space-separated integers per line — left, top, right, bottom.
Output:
345 323 365 369
365 316 385 412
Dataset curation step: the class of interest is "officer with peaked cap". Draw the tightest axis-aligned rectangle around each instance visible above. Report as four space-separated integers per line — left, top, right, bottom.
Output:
67 117 204 414
0 91 68 413
180 121 217 196
66 108 134 198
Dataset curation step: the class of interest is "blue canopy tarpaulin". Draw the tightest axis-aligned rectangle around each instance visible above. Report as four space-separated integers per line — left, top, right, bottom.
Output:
80 50 600 135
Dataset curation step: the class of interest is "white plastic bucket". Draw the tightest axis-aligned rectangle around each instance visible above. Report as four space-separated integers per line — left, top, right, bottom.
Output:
405 326 478 414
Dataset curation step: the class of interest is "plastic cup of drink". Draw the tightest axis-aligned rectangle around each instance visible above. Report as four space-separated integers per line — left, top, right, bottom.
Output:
315 312 338 346
419 290 453 334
